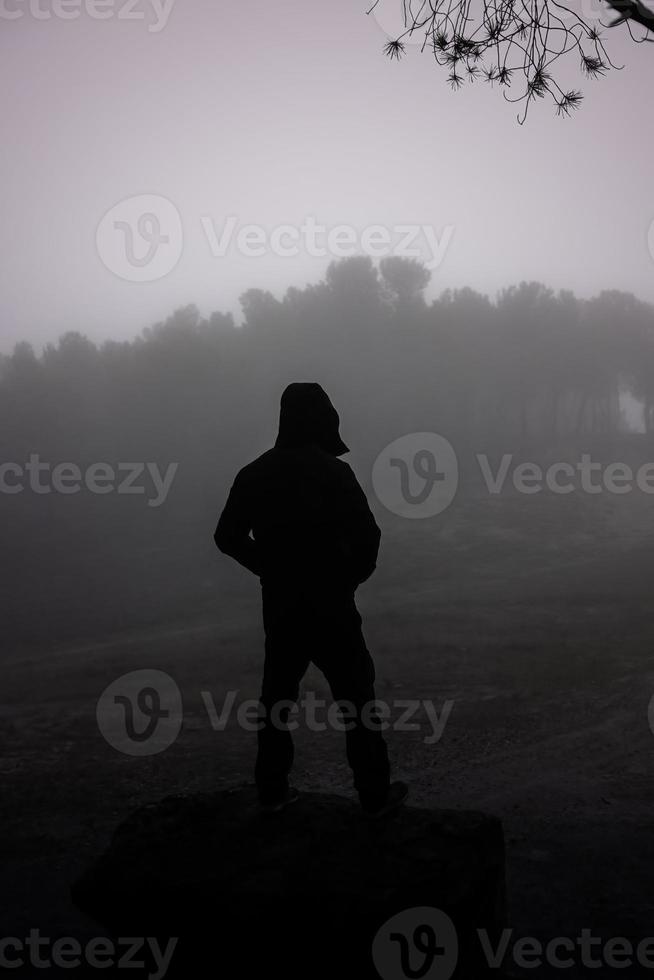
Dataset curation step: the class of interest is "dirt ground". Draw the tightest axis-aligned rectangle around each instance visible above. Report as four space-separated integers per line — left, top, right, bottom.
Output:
3 488 654 977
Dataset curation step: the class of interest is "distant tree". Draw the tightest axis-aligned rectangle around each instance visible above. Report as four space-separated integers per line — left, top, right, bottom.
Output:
42 333 98 396
325 255 380 301
9 340 40 379
379 257 431 313
144 304 202 341
240 289 284 332
205 311 235 335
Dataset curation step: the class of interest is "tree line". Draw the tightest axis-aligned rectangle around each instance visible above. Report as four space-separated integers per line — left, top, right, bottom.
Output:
3 257 654 475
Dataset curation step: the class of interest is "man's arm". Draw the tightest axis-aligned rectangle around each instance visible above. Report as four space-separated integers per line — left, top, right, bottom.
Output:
339 463 381 585
213 471 262 577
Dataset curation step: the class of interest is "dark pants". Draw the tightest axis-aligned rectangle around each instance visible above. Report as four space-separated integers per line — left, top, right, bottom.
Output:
255 586 391 808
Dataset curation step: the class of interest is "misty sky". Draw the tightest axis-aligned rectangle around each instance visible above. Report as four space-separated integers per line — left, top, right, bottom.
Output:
1 0 653 352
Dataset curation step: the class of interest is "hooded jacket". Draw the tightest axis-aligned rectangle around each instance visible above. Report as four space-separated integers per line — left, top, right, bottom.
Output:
214 383 381 591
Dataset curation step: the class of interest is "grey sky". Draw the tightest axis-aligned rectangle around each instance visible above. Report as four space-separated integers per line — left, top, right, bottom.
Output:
1 0 653 351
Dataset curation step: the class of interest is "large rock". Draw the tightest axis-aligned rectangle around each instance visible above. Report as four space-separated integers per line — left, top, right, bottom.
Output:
72 786 507 978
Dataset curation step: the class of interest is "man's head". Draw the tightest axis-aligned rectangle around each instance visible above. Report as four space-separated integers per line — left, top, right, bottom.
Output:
275 383 349 457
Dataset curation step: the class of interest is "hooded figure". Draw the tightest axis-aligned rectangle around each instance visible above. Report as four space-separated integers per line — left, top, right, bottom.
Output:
214 383 407 816
275 382 349 457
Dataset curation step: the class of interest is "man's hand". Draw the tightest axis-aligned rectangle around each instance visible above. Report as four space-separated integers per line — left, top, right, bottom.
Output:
214 472 262 577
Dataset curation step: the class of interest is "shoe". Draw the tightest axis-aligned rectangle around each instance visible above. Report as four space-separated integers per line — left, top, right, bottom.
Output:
362 781 409 819
259 787 300 815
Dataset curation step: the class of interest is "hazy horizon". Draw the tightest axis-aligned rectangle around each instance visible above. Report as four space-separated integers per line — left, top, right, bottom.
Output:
1 0 653 353
7 269 654 357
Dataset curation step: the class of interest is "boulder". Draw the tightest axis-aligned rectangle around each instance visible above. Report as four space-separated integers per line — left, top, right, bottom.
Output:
72 786 507 978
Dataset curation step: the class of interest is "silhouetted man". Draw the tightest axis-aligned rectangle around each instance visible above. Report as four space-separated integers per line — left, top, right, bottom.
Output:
214 383 408 817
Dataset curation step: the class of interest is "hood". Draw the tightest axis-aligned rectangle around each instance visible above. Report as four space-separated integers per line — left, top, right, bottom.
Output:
275 382 349 457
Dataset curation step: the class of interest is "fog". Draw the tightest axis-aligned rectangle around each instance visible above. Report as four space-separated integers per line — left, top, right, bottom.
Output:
1 0 654 351
5 1 654 973
3 258 654 644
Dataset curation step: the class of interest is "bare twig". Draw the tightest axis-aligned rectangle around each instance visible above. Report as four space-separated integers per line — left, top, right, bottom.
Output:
369 0 653 118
